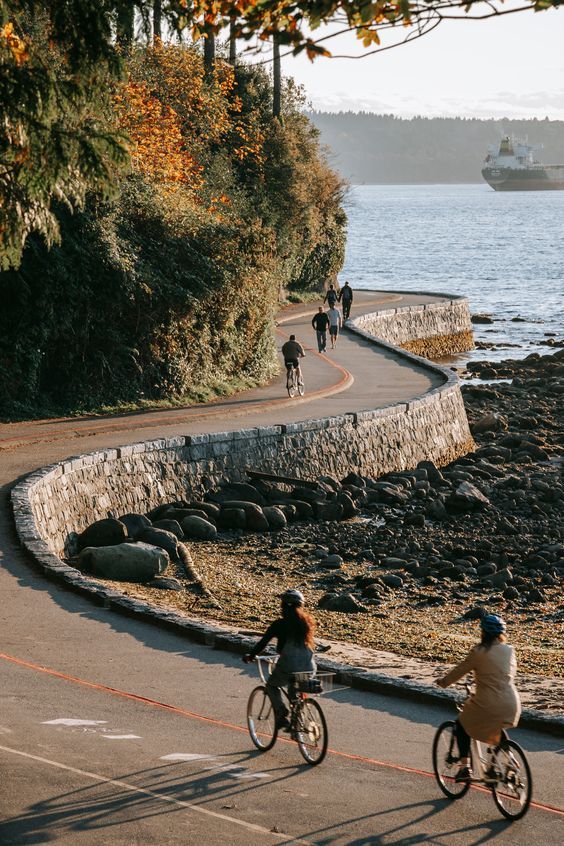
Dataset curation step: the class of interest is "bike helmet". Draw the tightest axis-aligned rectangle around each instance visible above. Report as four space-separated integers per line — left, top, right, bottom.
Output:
280 589 305 607
480 614 506 635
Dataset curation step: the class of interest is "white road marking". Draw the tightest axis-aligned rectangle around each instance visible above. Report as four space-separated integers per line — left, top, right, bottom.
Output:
103 734 142 740
160 753 218 762
42 718 108 726
0 744 311 844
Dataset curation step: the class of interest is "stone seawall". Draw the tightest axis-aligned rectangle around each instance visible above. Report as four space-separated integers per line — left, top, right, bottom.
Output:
12 293 474 565
352 294 473 358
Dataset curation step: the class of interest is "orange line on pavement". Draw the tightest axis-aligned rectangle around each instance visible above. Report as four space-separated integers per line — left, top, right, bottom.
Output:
1 651 562 818
0 337 352 451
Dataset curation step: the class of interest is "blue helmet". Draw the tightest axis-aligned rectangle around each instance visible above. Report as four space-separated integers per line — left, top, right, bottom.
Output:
481 614 506 635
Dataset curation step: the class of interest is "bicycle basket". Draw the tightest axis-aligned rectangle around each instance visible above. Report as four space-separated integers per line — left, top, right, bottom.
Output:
293 672 336 695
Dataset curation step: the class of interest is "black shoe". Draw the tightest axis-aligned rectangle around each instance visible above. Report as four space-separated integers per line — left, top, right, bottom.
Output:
484 766 499 783
275 716 290 731
454 766 473 783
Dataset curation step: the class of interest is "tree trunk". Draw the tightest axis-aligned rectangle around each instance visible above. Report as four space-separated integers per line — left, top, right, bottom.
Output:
153 0 162 42
204 33 215 81
116 6 135 49
228 19 237 66
273 34 281 118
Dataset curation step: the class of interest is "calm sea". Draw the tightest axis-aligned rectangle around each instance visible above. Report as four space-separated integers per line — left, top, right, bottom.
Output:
341 184 564 365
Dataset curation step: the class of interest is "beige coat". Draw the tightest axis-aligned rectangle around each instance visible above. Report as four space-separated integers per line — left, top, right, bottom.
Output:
439 642 521 745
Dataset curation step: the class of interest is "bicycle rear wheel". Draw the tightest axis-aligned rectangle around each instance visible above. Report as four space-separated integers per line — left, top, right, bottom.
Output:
295 699 328 765
286 370 296 398
491 740 532 820
298 379 305 396
247 686 278 751
432 721 471 799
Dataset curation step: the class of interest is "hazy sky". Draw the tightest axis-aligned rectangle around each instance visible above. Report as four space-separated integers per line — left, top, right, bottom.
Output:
266 7 564 118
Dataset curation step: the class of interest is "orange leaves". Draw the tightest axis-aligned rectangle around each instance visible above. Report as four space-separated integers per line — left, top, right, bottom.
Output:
114 80 204 194
0 21 29 66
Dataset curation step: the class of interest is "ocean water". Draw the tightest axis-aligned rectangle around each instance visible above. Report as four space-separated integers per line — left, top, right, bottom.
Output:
341 184 564 365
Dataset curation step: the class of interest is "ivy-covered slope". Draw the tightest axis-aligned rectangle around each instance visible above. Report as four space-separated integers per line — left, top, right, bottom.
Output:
0 45 346 419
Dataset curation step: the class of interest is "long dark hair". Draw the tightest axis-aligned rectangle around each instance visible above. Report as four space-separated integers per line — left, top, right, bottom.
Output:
282 603 316 650
479 632 507 651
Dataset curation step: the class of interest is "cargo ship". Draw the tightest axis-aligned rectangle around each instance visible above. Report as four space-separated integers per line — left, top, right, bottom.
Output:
482 136 564 191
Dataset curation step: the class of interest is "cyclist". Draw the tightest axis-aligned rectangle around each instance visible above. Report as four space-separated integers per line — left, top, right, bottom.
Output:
281 334 305 387
436 614 521 782
243 589 316 730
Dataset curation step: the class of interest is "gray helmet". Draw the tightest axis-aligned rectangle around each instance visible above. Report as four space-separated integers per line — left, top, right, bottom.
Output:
280 589 305 607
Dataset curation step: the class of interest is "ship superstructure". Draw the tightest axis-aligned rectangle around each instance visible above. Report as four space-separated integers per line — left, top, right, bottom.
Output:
482 136 564 191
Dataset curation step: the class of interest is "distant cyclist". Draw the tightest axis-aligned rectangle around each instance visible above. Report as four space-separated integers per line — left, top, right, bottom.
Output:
281 334 305 387
323 283 338 308
338 281 353 320
243 589 316 730
436 614 521 783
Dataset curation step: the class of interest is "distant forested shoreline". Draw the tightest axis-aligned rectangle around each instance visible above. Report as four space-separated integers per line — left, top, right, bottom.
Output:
307 113 564 184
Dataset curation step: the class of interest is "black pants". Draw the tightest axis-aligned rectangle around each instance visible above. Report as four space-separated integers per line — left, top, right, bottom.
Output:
342 299 351 320
455 719 471 758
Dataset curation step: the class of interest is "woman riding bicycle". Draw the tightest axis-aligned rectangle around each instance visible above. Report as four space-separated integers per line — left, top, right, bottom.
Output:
436 614 521 782
243 589 316 730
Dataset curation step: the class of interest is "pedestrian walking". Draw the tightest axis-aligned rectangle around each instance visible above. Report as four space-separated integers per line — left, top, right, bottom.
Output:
338 281 353 320
311 306 330 353
327 305 342 349
323 284 338 308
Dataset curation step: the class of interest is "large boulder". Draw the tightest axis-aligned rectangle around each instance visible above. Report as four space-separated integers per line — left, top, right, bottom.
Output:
262 506 287 531
318 593 368 613
146 501 186 522
184 502 221 522
78 542 169 582
220 501 269 532
119 513 152 541
181 515 218 540
77 518 127 551
447 482 491 513
152 519 184 539
218 508 247 530
139 527 180 561
313 500 344 522
208 483 264 505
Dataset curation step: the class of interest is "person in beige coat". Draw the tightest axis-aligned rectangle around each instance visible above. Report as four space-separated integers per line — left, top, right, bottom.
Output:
437 614 521 782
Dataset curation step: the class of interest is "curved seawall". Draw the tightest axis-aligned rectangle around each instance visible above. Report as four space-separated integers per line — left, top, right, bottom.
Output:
12 292 474 568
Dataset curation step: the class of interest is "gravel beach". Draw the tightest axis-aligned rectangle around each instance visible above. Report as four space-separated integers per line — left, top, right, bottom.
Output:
77 350 563 712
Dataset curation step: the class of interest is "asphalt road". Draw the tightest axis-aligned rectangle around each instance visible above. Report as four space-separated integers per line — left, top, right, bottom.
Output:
1 291 562 844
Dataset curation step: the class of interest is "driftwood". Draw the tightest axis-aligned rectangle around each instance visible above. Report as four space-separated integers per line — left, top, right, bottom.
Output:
246 469 319 490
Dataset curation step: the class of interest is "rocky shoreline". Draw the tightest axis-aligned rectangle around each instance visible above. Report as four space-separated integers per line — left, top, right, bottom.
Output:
79 350 563 715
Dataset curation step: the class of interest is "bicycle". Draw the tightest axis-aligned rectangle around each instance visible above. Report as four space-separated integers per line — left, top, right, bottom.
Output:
432 680 532 820
246 655 333 765
286 363 305 398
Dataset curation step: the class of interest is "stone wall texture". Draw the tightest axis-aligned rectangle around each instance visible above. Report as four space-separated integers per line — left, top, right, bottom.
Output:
351 294 474 357
12 293 474 563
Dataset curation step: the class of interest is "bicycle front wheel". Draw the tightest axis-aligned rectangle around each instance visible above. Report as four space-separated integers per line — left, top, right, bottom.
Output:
295 699 328 765
491 740 532 820
432 721 471 800
247 686 278 751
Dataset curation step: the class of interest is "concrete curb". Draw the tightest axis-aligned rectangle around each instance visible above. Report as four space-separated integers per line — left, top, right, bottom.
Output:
12 532 564 738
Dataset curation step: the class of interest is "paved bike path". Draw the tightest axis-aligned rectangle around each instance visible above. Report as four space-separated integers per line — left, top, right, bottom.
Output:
1 290 562 843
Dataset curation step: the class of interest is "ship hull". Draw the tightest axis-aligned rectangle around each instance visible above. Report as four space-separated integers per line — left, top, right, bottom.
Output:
482 165 564 191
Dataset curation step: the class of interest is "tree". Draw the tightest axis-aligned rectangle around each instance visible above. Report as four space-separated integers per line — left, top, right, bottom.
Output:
153 0 162 41
272 33 281 119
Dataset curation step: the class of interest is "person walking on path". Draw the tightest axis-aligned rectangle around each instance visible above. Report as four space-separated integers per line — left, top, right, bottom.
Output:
243 589 316 730
436 614 521 783
327 304 342 349
323 283 338 308
338 281 353 320
311 306 330 353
